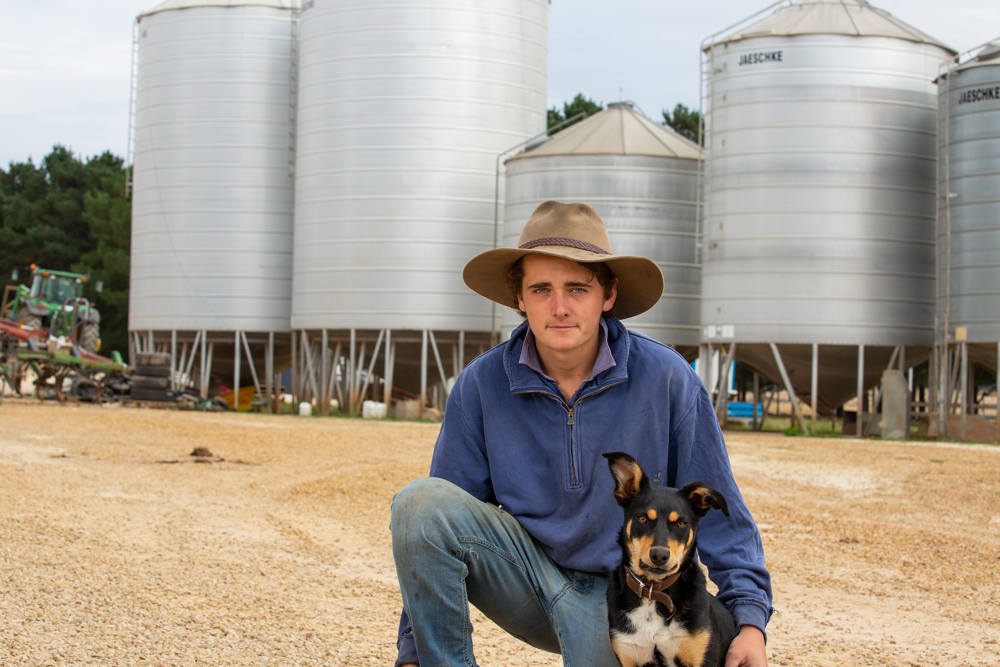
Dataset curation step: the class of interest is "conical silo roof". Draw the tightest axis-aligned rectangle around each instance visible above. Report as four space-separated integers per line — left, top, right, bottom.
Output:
508 102 702 162
710 0 954 53
140 0 299 18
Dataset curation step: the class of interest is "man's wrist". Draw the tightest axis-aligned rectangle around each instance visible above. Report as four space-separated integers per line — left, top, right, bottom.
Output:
731 603 770 642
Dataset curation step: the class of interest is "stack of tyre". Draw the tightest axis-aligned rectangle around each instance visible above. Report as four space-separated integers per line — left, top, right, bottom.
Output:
130 352 172 402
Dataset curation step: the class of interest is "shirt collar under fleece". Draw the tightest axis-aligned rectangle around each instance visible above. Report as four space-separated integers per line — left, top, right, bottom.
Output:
517 317 617 384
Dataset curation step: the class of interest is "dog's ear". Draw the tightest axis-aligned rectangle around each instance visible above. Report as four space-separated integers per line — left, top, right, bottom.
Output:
680 481 730 518
603 452 649 505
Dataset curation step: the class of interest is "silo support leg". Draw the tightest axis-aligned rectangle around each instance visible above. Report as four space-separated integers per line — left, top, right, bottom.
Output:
206 342 214 396
810 344 819 431
177 342 188 389
290 330 298 407
420 330 428 408
886 346 901 373
349 329 356 410
856 344 865 438
241 332 262 405
428 331 449 401
383 330 393 407
351 342 366 413
386 340 398 409
170 331 177 392
266 332 274 414
757 386 776 432
948 347 961 415
357 330 385 411
301 331 320 405
333 352 345 413
320 329 329 415
752 372 760 430
234 331 241 411
771 343 807 433
199 331 208 400
329 341 341 410
960 341 968 440
713 343 736 426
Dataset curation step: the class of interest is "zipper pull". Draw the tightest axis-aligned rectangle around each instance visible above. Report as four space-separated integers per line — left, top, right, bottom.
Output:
567 408 574 426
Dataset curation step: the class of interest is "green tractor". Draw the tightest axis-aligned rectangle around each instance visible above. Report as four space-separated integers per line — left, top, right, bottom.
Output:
1 266 102 353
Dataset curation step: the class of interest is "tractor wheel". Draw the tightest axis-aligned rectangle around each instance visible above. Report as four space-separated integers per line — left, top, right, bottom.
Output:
15 308 41 330
79 322 100 353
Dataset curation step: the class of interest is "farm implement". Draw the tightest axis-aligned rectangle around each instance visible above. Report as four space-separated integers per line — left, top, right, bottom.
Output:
0 316 128 404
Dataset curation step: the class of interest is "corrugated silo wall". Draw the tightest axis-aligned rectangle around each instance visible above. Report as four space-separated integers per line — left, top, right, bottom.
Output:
289 0 548 405
936 56 1000 380
700 34 952 410
129 4 297 398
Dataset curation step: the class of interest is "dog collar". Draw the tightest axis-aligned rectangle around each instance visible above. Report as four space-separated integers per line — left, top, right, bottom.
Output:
625 567 680 619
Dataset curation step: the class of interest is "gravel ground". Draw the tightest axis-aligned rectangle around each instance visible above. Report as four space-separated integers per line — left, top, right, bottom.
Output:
1 400 998 666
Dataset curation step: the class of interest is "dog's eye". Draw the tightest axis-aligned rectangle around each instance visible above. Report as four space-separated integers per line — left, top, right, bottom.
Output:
675 520 686 528
637 514 647 523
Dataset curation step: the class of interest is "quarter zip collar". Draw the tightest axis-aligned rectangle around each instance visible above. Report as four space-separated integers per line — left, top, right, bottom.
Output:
504 316 630 396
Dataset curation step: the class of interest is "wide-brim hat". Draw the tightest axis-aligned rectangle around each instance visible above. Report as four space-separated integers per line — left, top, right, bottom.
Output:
463 201 664 320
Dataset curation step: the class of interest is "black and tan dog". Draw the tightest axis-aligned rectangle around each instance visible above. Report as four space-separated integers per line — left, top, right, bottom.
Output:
603 452 738 667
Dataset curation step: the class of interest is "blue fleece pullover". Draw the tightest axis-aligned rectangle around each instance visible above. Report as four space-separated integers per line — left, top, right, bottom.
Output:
396 317 773 663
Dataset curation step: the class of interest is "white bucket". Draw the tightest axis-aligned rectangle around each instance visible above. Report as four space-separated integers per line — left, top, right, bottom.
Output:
362 400 388 419
298 401 313 417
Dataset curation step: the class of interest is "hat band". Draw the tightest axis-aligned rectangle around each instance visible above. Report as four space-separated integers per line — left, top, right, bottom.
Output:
519 237 610 255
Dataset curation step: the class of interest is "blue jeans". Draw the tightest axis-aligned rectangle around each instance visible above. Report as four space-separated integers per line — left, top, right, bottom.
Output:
391 477 620 667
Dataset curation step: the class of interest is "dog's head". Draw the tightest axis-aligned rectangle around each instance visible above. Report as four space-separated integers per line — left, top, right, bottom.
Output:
603 452 730 582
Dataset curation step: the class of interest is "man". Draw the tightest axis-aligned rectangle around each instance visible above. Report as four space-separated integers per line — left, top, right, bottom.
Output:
391 201 772 666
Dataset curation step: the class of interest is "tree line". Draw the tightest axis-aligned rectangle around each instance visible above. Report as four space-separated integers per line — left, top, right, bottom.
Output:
0 145 131 356
547 93 703 145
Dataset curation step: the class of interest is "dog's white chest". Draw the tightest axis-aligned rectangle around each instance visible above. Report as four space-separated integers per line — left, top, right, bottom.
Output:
612 600 689 666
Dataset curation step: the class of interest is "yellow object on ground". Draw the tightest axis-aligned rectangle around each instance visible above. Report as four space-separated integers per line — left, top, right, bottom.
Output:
216 385 257 410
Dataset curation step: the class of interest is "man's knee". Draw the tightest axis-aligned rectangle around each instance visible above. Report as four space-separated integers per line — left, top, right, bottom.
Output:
391 477 476 551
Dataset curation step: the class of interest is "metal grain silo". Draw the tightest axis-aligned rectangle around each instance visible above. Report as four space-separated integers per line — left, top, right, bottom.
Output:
934 39 1000 435
699 0 954 429
289 0 547 411
503 102 703 358
129 0 299 407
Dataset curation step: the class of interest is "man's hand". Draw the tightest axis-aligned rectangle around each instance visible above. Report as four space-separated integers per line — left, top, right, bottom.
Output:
725 625 767 667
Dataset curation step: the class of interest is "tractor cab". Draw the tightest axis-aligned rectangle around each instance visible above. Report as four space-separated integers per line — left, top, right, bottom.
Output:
2 266 102 353
29 270 86 306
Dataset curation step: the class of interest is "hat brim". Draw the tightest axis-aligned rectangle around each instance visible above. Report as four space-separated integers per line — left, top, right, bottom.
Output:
463 245 665 320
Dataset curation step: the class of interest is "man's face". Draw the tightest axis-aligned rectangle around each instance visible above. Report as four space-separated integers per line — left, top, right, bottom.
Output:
516 254 618 360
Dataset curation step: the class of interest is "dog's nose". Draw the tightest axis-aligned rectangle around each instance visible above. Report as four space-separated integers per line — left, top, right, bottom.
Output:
648 547 670 568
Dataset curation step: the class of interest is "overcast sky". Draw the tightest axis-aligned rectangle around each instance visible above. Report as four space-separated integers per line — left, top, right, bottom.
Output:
2 0 999 168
